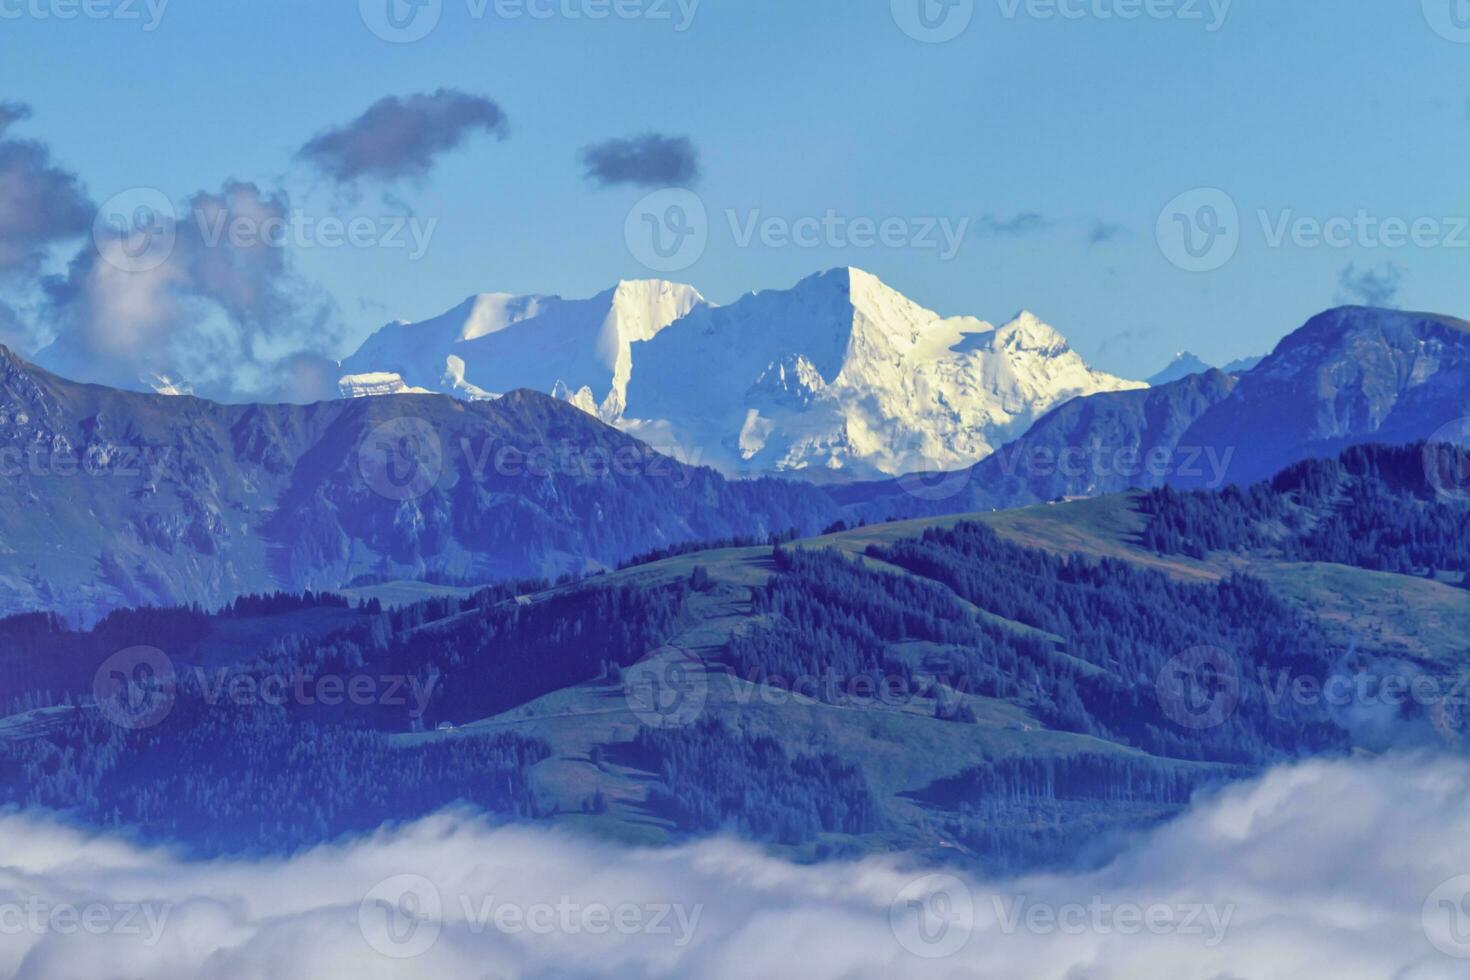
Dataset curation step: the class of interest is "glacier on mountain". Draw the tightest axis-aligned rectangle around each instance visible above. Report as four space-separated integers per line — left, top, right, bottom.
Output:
339 268 1145 477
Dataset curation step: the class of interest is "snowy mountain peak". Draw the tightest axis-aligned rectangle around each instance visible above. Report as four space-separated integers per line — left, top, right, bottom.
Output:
621 271 1145 476
600 279 708 340
990 311 1071 356
339 279 707 420
340 270 1146 479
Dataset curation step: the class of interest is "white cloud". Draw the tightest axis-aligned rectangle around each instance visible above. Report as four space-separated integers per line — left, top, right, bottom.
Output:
2 753 1469 978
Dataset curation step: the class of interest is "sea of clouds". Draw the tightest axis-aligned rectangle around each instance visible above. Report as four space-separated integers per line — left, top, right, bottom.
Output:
3 752 1470 979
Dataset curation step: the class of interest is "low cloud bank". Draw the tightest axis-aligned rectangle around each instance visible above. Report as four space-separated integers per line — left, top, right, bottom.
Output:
2 753 1470 978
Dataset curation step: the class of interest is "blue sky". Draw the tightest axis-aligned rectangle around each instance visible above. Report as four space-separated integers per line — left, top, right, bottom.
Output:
2 0 1469 381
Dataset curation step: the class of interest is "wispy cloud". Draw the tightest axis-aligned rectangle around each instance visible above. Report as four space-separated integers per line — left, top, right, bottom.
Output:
580 133 701 188
40 181 340 401
297 89 509 184
979 212 1052 237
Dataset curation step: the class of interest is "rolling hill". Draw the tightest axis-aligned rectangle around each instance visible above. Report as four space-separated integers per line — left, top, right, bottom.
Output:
7 444 1467 871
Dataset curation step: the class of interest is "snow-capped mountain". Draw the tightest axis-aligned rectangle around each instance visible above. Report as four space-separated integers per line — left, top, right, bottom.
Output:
339 268 1145 477
622 268 1145 476
339 279 707 417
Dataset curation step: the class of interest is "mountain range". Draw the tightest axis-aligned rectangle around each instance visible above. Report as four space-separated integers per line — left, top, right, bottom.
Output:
6 293 1470 621
1147 351 1263 385
841 306 1470 517
340 268 1146 479
0 347 834 621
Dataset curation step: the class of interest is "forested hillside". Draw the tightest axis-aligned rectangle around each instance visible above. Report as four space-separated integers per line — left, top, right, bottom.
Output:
5 447 1469 867
1140 442 1470 576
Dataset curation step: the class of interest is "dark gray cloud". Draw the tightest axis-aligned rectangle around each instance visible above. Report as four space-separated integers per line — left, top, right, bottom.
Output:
260 350 343 404
580 133 701 188
39 180 340 401
980 212 1051 236
1336 261 1404 308
1087 220 1125 246
0 101 30 138
0 103 93 278
297 89 508 184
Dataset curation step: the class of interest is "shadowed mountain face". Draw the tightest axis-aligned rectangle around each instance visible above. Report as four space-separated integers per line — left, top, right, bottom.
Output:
1174 307 1470 487
0 348 836 620
841 306 1470 518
